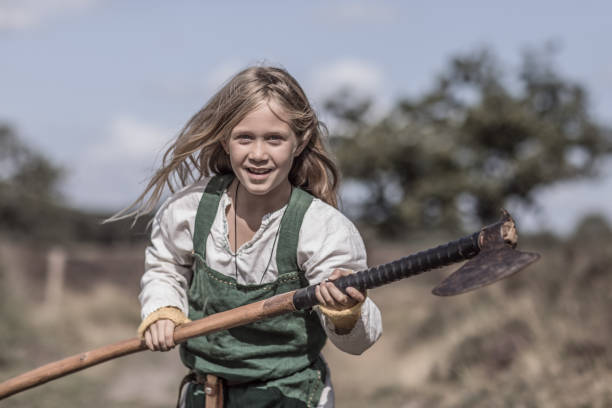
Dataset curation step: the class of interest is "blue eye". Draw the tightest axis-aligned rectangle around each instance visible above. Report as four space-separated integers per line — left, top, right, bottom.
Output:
234 134 252 143
266 134 284 143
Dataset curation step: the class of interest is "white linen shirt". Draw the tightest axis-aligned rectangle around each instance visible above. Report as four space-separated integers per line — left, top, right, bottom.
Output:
140 178 383 406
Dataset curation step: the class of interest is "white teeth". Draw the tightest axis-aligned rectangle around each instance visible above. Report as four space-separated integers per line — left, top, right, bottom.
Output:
248 168 271 174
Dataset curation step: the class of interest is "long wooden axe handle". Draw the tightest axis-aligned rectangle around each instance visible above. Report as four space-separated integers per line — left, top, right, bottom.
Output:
0 210 539 400
0 291 297 400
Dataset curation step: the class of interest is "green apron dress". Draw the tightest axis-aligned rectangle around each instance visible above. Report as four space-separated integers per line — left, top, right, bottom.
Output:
179 174 328 407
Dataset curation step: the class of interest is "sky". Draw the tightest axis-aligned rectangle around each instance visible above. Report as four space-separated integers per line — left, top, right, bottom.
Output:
1 1 611 235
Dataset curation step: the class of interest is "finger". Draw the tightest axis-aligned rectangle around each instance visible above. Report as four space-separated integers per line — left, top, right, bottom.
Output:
163 320 175 349
328 269 350 281
145 330 154 351
315 285 326 306
156 322 168 351
327 269 342 281
321 282 339 308
346 286 366 303
327 282 352 307
318 282 332 307
150 324 160 351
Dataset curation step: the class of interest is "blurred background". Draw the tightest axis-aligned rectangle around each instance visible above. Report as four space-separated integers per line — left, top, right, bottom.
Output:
2 1 612 407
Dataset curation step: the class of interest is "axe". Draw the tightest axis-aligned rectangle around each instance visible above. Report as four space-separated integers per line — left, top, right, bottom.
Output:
0 210 539 400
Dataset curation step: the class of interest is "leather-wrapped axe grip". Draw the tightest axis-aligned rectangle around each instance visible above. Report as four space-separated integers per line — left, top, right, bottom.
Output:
293 231 481 310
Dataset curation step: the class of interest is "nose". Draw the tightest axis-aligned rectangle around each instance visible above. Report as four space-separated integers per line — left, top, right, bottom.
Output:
248 140 268 163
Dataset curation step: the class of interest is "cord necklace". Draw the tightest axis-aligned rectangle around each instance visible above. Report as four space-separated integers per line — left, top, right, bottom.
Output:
233 182 290 284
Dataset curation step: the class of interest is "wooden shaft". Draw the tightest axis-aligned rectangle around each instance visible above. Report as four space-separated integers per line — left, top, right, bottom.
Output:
173 290 297 343
0 290 297 400
0 338 144 400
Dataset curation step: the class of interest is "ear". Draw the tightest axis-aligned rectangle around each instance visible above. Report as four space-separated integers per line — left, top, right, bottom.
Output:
221 139 229 154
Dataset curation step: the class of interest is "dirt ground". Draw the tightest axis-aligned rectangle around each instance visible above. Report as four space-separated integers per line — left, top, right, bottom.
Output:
1 228 612 407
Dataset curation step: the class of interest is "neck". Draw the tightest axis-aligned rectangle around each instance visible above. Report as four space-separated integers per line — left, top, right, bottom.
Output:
233 180 292 219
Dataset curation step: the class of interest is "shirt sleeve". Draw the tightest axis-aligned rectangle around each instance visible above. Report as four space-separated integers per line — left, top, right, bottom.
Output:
139 190 198 320
298 200 383 355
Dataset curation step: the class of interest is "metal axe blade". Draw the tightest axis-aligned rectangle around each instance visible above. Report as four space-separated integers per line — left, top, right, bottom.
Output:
432 209 540 296
432 246 540 296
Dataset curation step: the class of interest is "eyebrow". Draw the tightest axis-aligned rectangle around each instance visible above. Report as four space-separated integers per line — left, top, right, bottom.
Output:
230 128 290 136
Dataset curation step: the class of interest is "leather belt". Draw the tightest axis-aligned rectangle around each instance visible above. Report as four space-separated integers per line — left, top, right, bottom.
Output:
177 372 224 408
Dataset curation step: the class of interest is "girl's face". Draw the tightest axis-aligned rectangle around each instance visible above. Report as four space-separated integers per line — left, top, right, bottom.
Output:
226 100 303 202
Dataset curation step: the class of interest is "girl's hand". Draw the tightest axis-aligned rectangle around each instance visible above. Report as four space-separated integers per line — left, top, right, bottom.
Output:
315 269 366 310
144 319 176 352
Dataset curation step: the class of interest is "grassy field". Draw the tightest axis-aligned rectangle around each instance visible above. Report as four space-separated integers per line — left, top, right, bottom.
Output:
1 222 611 407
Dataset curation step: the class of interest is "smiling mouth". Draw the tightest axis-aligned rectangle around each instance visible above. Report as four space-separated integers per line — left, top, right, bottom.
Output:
247 167 273 175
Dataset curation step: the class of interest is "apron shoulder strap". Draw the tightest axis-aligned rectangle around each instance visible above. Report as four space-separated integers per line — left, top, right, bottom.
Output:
193 174 234 257
276 187 314 274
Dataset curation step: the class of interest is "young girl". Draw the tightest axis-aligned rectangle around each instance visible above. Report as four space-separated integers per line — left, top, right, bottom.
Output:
126 66 382 407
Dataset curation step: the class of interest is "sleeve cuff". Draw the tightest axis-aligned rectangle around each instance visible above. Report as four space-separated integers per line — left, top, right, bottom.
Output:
317 299 364 334
137 306 191 339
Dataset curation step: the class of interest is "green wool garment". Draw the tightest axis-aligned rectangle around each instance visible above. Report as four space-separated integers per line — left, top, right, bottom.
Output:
180 174 328 407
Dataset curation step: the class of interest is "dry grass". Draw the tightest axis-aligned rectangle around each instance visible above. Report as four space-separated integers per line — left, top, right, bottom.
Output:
324 227 612 407
1 225 612 407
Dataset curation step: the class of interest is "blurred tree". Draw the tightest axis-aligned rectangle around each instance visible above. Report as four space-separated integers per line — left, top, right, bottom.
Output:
328 47 612 234
0 124 66 239
571 213 612 242
0 124 150 243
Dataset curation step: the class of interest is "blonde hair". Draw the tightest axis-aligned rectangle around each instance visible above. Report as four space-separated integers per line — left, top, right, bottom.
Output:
109 66 339 221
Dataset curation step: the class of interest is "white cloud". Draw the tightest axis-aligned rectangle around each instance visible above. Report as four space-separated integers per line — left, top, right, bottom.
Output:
66 116 173 210
310 58 385 101
308 58 391 132
90 116 170 163
0 0 96 31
